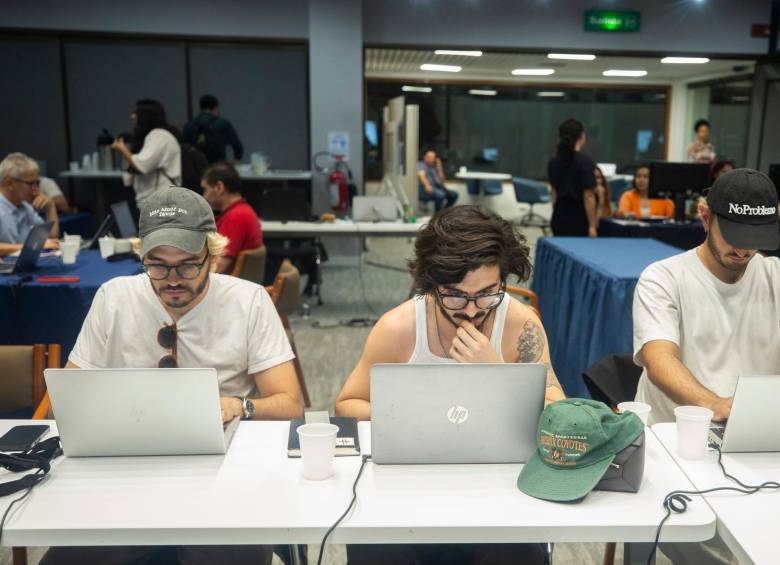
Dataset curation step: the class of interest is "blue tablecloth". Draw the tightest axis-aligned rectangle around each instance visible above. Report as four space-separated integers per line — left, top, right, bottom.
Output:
531 237 681 398
0 250 141 364
59 212 93 239
599 217 705 250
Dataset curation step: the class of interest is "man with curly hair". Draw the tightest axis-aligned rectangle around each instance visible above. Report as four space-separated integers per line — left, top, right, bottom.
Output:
335 204 564 565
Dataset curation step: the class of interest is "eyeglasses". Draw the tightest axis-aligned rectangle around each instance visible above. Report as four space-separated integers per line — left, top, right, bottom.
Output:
157 323 178 368
143 252 210 280
11 177 40 188
436 284 506 311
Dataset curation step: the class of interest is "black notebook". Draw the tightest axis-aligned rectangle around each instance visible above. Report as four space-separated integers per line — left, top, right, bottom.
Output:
287 417 361 457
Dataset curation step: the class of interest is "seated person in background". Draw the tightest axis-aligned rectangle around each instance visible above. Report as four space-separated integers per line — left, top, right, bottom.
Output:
39 176 71 213
201 161 263 274
335 205 563 564
594 165 612 217
183 94 244 163
0 152 59 255
710 159 735 183
617 164 674 219
631 169 778 564
41 187 302 565
417 149 458 212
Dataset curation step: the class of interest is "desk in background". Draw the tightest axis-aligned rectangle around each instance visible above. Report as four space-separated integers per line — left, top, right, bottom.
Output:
456 170 512 196
0 250 141 364
599 218 705 250
59 169 313 224
1 420 714 564
262 219 427 238
532 237 681 398
653 424 779 565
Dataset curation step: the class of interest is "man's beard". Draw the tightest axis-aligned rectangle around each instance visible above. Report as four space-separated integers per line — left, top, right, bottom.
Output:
153 276 209 309
437 300 492 333
706 235 752 274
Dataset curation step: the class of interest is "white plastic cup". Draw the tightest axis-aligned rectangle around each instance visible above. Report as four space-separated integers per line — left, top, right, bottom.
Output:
64 234 82 248
459 166 467 174
297 423 339 480
675 405 714 460
98 236 115 258
113 239 131 254
69 161 80 172
617 401 652 425
60 240 79 265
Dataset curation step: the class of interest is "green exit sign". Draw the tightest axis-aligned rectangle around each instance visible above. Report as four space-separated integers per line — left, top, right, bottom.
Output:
584 10 641 32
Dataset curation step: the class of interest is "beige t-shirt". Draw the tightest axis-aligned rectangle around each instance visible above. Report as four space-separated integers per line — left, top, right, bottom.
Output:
69 273 294 397
126 128 182 207
633 249 780 424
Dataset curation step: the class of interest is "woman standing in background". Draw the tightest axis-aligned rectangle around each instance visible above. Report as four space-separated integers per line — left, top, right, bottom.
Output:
111 99 181 213
548 118 598 236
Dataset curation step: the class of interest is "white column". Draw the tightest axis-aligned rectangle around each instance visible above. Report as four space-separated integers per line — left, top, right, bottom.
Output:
667 80 689 162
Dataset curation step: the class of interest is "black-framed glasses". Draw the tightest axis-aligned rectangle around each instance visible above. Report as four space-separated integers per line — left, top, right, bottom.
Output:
143 252 210 280
11 177 40 188
157 323 178 368
436 283 506 311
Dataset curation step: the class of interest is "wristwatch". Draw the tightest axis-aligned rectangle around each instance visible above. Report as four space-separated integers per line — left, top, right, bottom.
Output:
241 397 255 420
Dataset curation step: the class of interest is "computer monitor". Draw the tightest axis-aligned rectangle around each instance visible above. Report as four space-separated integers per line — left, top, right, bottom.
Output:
649 162 710 198
482 148 499 162
110 201 138 238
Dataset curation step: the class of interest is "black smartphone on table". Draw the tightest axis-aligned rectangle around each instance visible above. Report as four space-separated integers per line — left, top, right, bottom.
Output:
0 425 50 452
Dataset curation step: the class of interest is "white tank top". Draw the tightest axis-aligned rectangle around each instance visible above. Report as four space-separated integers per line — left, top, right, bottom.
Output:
408 294 511 364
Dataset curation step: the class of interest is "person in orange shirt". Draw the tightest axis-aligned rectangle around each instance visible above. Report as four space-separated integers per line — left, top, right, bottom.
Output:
617 164 674 219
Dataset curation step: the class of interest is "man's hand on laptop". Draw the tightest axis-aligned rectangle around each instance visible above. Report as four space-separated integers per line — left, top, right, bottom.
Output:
450 321 501 363
220 397 243 423
710 396 734 422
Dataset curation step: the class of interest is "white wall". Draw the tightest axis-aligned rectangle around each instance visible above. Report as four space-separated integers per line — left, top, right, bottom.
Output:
364 0 772 55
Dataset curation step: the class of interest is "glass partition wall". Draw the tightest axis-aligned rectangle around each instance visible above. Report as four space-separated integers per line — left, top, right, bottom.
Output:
366 81 668 180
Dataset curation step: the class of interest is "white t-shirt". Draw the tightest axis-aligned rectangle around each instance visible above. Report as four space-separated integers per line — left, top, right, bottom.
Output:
39 177 63 199
633 249 780 424
126 128 182 207
69 273 294 398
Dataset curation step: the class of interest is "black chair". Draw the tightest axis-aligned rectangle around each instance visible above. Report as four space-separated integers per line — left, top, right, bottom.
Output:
582 353 643 408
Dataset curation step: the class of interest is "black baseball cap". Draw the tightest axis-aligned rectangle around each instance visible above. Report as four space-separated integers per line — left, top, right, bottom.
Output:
706 168 779 251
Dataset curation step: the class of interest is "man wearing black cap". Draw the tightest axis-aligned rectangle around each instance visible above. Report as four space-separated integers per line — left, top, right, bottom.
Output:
633 168 779 564
41 187 302 565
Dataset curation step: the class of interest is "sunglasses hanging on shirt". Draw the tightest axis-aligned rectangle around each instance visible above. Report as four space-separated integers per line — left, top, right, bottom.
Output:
157 323 178 368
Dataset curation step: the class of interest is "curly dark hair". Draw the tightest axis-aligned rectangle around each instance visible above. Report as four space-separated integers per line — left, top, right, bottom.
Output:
408 205 532 295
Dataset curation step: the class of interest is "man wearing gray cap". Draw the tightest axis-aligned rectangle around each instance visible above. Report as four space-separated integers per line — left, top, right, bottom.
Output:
632 168 780 565
41 187 302 565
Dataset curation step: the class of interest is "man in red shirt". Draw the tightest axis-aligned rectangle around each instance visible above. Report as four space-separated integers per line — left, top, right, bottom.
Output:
201 162 262 274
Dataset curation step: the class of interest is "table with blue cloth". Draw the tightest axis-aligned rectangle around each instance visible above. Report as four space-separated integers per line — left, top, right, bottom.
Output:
599 217 705 250
0 249 141 364
531 237 681 398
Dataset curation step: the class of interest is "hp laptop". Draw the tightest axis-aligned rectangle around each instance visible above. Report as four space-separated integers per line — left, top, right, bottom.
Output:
352 196 398 222
110 201 138 238
370 363 547 464
44 368 239 457
0 222 52 274
709 375 780 452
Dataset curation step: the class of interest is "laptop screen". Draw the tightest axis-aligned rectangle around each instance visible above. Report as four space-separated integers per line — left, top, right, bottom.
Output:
110 201 138 238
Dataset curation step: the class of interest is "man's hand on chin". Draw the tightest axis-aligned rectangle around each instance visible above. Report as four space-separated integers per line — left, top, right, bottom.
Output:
449 321 501 363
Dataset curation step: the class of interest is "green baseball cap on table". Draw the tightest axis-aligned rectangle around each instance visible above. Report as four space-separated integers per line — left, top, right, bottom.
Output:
139 187 217 257
517 398 643 502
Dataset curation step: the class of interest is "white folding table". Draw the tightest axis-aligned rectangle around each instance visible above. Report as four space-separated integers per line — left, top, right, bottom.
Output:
1 421 715 565
652 423 780 565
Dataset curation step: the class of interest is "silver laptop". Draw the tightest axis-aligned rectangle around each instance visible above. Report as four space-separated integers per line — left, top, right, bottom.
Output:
370 363 547 464
708 375 780 453
44 368 239 457
352 196 398 222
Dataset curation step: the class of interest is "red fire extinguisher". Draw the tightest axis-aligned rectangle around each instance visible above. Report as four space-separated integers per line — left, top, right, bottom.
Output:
328 165 349 211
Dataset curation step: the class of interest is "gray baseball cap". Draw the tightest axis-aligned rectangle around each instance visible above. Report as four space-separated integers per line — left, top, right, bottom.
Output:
138 187 217 257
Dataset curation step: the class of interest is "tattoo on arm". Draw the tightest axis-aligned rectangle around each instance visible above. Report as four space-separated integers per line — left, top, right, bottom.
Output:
516 319 545 363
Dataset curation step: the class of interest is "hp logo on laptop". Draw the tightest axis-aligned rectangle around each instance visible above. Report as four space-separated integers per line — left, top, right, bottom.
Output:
447 406 469 425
